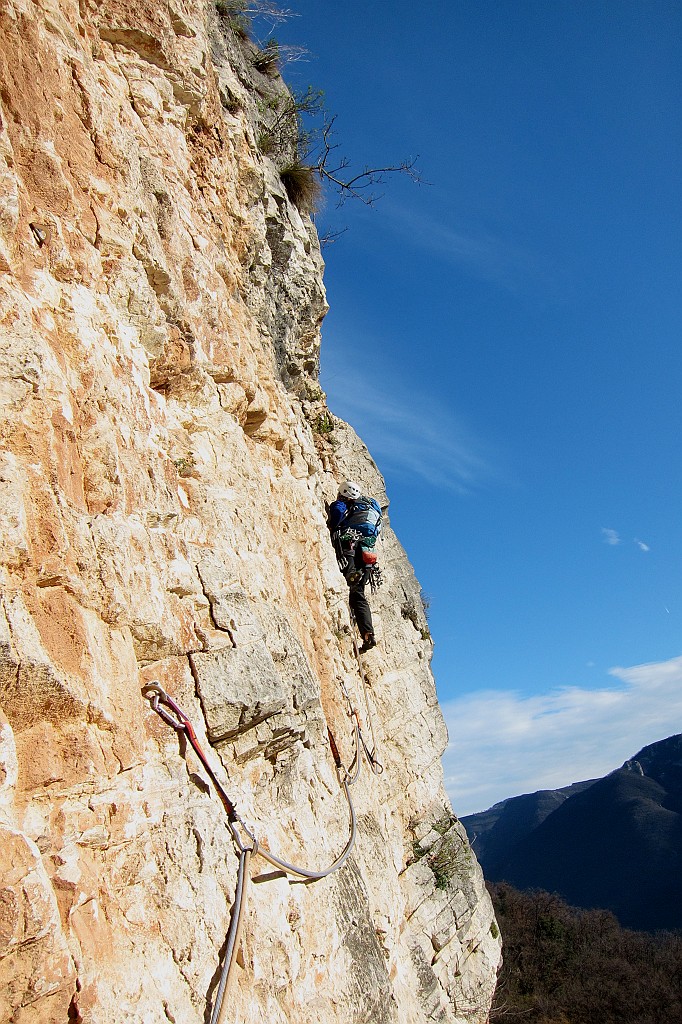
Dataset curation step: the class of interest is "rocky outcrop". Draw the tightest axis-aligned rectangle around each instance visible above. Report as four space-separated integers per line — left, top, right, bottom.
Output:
0 2 501 1021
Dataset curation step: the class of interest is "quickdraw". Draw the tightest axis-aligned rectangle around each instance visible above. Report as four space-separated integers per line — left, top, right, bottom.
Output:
369 564 384 594
142 684 238 820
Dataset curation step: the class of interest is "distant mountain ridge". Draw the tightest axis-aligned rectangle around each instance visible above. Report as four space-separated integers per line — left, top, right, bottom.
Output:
462 734 682 931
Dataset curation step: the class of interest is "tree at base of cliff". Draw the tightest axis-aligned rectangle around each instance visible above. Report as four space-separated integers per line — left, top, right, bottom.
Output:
489 882 682 1024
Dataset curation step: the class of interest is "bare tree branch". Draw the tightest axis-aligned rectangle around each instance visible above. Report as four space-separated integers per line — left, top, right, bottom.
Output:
317 225 348 247
243 1 297 25
308 115 424 207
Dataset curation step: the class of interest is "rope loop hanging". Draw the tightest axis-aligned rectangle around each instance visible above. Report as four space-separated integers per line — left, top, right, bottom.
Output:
143 681 364 1023
141 643 393 1023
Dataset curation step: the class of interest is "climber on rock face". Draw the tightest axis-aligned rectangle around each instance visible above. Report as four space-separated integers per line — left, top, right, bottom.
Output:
327 480 382 653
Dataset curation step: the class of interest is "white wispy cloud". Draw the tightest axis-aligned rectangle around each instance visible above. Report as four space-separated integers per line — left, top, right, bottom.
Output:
379 199 561 294
601 529 651 552
324 365 499 494
442 654 682 817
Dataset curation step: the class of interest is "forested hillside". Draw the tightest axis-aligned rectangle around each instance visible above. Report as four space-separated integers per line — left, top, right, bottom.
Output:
489 882 682 1024
464 735 682 931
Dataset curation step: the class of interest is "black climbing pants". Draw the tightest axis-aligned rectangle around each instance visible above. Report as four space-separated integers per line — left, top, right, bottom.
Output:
349 576 373 638
334 534 374 639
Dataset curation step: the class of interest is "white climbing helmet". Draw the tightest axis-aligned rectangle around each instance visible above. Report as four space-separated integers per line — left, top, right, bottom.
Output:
338 480 361 501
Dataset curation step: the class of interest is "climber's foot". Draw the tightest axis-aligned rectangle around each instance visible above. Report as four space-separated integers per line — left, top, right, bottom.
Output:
360 633 376 654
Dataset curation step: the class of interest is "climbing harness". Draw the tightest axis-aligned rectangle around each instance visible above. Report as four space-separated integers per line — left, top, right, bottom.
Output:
142 679 368 1021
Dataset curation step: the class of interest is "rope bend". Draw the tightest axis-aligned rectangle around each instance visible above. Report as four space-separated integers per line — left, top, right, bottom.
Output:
232 721 359 882
143 681 364 1022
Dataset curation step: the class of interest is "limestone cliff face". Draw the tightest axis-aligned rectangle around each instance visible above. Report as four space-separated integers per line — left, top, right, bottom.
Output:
0 2 501 1021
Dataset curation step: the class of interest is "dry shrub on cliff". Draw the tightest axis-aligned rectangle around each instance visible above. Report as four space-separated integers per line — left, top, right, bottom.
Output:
216 0 251 38
280 162 321 212
216 0 295 41
252 39 280 75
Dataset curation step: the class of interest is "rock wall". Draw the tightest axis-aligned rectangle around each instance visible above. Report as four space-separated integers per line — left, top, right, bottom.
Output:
0 2 501 1021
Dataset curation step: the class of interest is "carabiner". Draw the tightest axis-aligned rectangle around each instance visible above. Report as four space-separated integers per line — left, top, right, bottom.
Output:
229 815 259 856
142 683 190 733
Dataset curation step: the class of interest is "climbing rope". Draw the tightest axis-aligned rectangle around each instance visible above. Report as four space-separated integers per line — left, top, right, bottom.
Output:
340 675 382 778
142 681 363 1021
320 581 383 772
211 845 250 1024
348 611 384 775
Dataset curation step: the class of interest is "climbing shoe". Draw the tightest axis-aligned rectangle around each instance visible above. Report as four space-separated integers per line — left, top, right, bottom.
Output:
360 633 376 653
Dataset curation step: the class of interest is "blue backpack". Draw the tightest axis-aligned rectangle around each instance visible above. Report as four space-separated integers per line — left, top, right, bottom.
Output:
342 496 382 539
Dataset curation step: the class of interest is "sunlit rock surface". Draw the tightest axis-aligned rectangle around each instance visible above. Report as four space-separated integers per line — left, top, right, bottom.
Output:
0 2 501 1020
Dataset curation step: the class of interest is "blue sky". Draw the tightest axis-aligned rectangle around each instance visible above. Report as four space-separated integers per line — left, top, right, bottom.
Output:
268 1 682 815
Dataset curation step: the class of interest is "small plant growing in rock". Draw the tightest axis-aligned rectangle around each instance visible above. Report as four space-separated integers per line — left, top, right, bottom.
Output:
222 91 243 115
433 812 457 836
312 411 335 435
174 454 196 477
252 38 280 75
432 862 452 890
216 0 251 39
401 598 431 641
257 130 276 155
429 840 456 890
412 841 428 864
